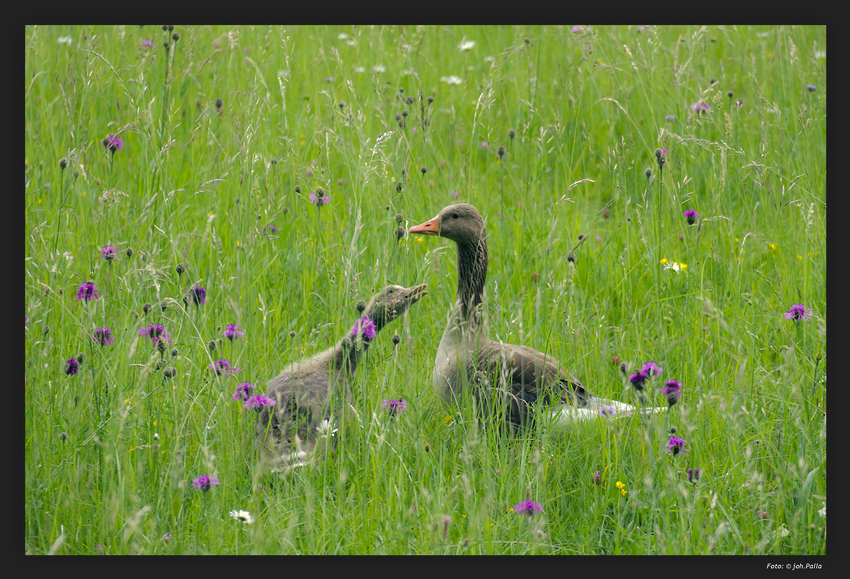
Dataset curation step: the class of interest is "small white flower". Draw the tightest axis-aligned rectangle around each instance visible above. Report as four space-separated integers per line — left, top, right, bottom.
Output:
663 261 682 273
346 40 356 47
484 56 495 63
57 36 73 46
458 40 476 52
337 33 349 40
316 419 338 439
818 502 826 520
229 510 254 524
354 66 366 73
440 75 463 86
373 65 386 73
815 51 826 59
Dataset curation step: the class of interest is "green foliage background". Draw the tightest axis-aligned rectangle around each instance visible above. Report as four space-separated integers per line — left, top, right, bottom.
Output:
25 25 825 555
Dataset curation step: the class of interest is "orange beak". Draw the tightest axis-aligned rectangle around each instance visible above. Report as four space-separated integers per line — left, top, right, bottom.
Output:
409 214 441 236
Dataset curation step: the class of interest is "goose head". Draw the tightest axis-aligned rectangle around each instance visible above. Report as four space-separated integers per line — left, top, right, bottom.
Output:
363 283 428 331
409 203 485 246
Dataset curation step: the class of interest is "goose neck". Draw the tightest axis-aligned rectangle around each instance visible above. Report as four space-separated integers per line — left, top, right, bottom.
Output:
456 232 488 320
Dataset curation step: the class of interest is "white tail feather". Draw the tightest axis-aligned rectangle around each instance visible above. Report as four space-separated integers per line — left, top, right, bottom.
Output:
546 397 666 426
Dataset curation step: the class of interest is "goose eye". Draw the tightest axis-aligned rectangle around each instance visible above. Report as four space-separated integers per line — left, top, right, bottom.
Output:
452 213 459 219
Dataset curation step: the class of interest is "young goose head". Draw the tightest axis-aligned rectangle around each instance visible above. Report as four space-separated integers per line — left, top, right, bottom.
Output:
408 203 485 245
364 283 428 331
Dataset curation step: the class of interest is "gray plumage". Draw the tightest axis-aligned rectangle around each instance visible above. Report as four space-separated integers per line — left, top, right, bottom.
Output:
410 203 661 430
257 283 427 473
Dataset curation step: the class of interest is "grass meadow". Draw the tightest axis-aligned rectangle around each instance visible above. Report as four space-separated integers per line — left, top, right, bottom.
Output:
24 25 826 557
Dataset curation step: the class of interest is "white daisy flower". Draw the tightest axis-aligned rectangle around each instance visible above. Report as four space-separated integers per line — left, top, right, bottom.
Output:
815 51 826 59
458 40 476 51
484 56 495 63
440 75 463 86
355 66 366 73
373 65 386 73
346 40 356 47
316 419 338 439
57 36 73 45
663 261 682 273
229 510 254 524
818 502 826 519
338 33 349 40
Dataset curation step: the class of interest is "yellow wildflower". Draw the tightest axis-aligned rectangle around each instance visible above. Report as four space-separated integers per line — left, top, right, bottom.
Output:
659 258 669 265
679 262 687 270
797 255 803 261
443 416 453 425
768 243 777 251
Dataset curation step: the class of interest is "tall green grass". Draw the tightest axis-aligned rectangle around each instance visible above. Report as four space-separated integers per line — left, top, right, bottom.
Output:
25 25 825 555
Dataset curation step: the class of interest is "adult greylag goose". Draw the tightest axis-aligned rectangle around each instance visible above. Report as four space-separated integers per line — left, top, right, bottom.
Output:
409 203 661 429
257 283 427 473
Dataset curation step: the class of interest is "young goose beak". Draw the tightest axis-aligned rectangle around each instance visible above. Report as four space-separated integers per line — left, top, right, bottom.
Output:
409 215 441 236
404 283 429 304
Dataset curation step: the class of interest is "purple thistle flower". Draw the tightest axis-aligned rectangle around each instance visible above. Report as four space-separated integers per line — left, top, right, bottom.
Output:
665 114 676 122
684 209 699 225
189 286 206 306
806 84 817 92
598 405 617 418
264 224 279 234
209 358 240 377
570 25 585 33
142 39 152 48
244 394 275 410
783 304 813 322
451 192 460 200
309 192 331 207
659 380 682 406
92 327 115 347
513 500 543 515
75 282 101 303
690 101 712 114
381 398 408 416
629 371 647 391
232 382 255 402
668 436 686 455
641 361 662 378
190 474 220 492
101 245 117 261
223 324 245 342
480 141 489 149
139 324 171 345
64 357 79 376
351 317 377 340
687 468 700 483
104 134 124 153
592 471 602 486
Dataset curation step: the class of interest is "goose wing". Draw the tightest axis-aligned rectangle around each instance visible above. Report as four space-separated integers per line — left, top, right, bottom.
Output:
450 341 589 426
